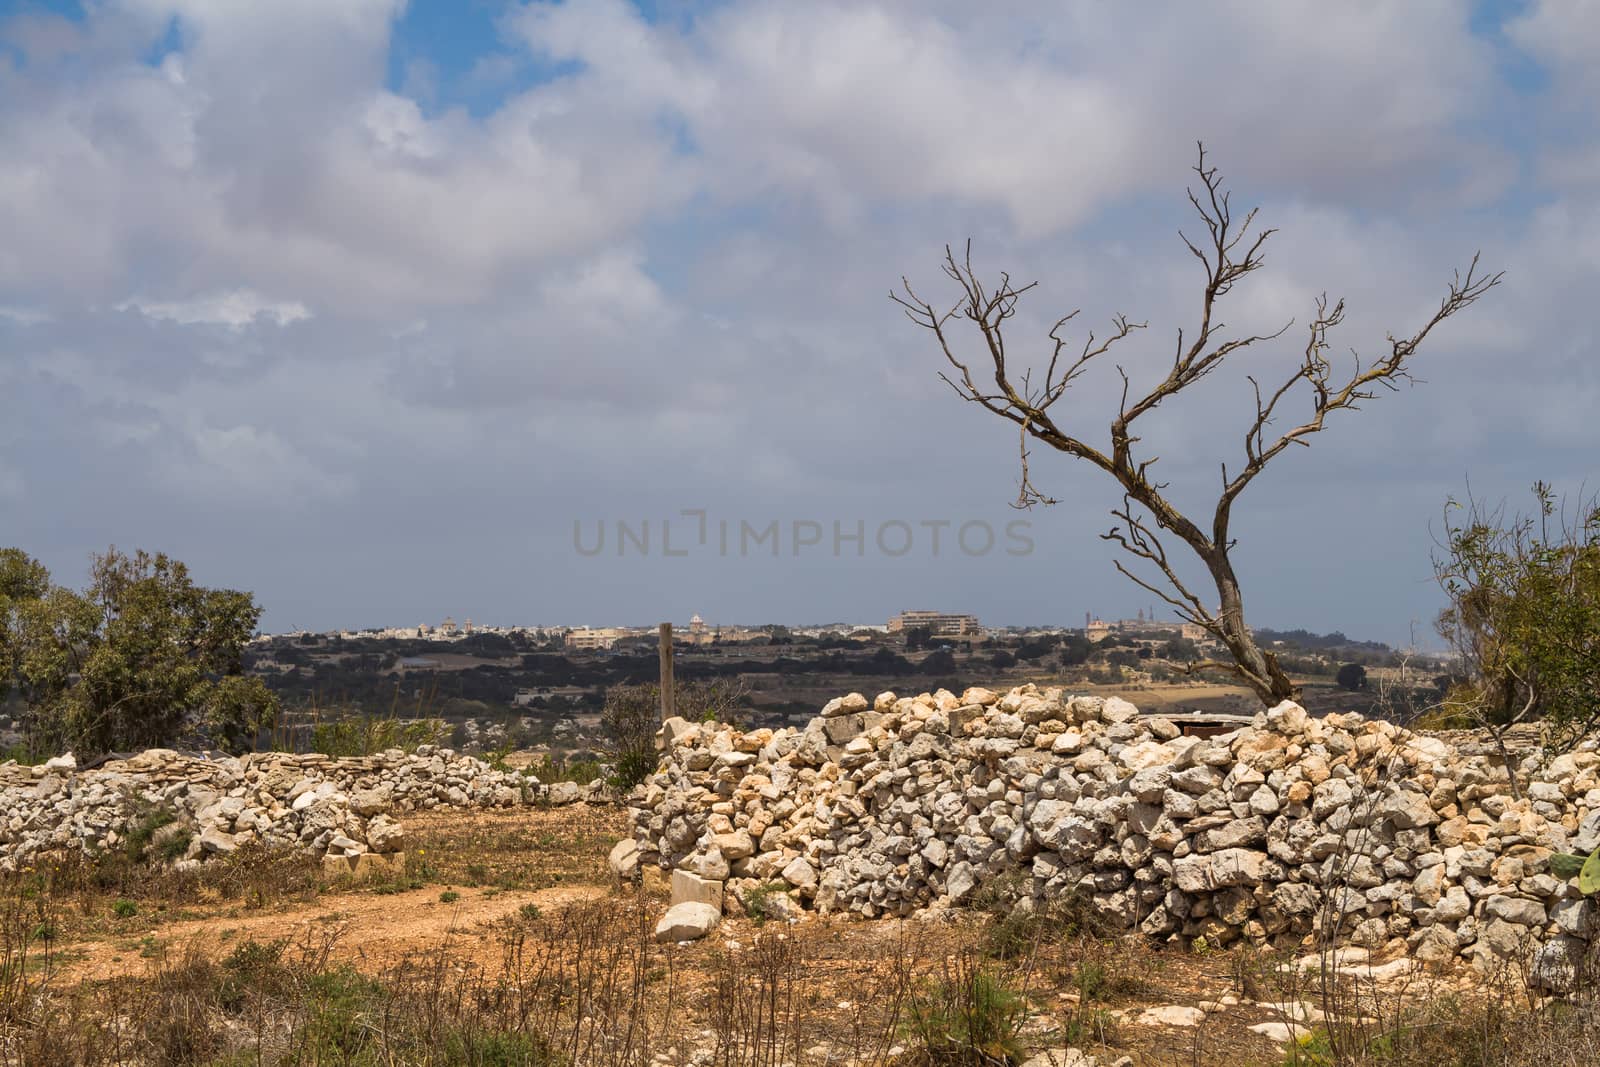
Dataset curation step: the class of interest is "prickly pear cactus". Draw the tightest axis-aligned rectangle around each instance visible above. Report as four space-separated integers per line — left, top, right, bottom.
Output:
1550 846 1600 894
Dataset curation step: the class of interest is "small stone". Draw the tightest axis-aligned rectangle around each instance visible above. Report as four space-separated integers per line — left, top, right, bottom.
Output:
1250 1021 1311 1043
1133 1005 1205 1027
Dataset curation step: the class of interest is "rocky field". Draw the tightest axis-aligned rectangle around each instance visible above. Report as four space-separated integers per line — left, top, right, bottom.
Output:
3 687 1600 1066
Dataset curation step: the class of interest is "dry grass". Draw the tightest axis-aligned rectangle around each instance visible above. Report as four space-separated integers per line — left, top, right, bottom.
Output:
403 806 622 892
5 805 1600 1066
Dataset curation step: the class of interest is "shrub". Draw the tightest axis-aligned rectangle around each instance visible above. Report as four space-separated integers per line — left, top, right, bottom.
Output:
743 882 792 926
601 678 749 790
1335 663 1367 691
310 712 446 757
904 952 1030 1066
1435 483 1600 771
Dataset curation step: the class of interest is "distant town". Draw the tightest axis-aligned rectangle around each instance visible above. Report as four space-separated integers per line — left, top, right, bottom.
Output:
252 607 1215 651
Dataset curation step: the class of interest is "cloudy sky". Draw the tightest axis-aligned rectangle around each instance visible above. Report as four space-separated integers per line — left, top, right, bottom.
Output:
1 0 1595 644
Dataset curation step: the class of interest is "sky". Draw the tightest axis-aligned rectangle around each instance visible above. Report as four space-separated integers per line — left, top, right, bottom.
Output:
0 0 1596 645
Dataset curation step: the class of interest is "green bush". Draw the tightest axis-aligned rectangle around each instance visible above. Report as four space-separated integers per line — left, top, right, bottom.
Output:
0 547 277 756
1435 483 1600 761
905 955 1030 1066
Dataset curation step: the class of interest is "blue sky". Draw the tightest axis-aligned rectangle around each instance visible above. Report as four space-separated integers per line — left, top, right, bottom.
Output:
0 1 1596 646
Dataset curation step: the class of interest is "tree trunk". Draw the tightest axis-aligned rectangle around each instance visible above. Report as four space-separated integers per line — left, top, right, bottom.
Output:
1209 554 1299 705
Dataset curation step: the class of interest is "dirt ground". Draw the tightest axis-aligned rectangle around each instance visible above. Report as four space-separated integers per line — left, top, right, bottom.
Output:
61 881 606 983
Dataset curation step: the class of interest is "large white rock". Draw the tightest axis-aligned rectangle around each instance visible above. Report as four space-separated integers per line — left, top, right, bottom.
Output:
820 692 869 718
781 856 818 891
546 781 582 805
365 815 405 853
1264 700 1308 735
1100 696 1140 723
197 827 238 855
654 901 721 942
671 869 725 910
608 838 641 880
1118 741 1178 771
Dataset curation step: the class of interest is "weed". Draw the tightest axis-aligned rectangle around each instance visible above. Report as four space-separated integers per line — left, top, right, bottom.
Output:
904 950 1031 1066
157 827 193 862
742 882 792 926
310 712 446 758
122 804 178 864
1282 1027 1335 1067
440 890 460 904
972 873 1105 962
111 898 137 919
1073 960 1106 1002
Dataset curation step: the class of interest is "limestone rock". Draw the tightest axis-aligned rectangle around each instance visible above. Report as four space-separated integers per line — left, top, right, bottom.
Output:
365 815 405 853
671 869 725 911
609 838 642 881
655 902 721 942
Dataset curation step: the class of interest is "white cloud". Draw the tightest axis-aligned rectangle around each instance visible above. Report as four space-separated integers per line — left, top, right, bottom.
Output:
119 289 311 328
1509 0 1600 93
164 422 352 502
513 0 1499 230
0 0 690 314
0 305 50 325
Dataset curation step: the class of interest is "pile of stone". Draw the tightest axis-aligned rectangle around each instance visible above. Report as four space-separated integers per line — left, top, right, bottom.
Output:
0 746 609 874
626 686 1600 984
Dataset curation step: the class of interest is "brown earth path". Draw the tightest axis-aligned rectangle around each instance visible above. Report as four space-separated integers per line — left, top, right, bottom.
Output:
58 881 608 983
56 883 604 979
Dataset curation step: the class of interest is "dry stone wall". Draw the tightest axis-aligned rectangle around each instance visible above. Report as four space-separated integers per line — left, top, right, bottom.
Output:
0 746 608 874
627 686 1600 987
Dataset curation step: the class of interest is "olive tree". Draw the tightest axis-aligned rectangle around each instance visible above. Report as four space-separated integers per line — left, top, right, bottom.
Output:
894 145 1500 704
0 547 278 757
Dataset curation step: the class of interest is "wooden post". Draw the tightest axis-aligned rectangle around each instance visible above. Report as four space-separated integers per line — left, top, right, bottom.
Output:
658 622 676 723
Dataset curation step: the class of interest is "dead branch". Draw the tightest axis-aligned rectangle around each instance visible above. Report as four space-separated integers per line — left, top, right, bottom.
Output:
895 142 1502 704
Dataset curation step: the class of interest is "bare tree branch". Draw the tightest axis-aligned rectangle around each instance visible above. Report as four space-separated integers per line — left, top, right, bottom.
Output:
896 143 1501 704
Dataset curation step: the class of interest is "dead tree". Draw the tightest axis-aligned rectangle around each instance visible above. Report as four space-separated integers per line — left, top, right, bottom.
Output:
893 145 1500 705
